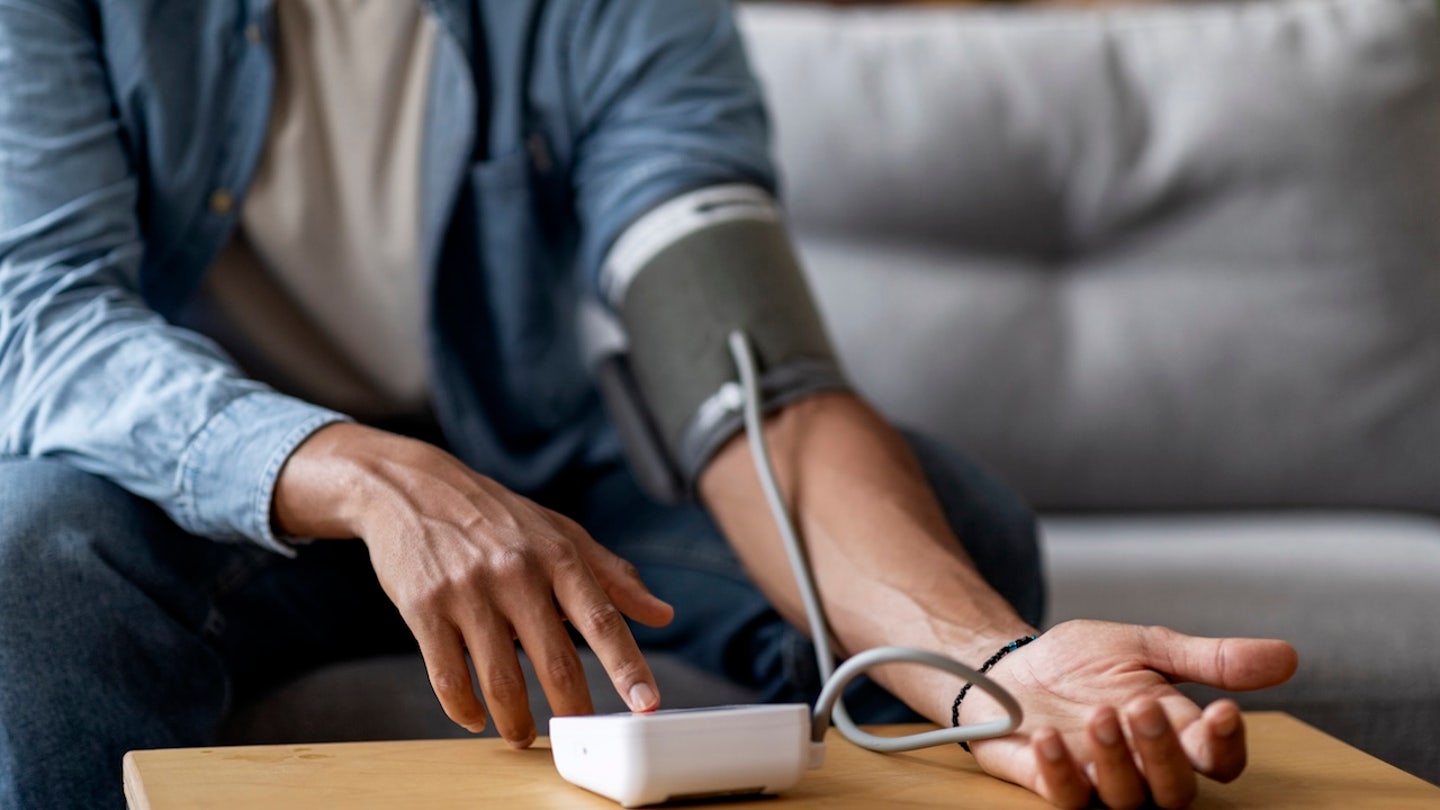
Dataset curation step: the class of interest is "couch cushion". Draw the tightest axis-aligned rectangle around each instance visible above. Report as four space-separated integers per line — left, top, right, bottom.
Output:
739 0 1440 511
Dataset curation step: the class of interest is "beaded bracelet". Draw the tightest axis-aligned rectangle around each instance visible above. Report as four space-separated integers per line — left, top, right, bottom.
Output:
951 634 1039 752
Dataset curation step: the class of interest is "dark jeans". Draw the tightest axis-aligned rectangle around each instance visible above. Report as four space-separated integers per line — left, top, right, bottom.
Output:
0 433 1042 810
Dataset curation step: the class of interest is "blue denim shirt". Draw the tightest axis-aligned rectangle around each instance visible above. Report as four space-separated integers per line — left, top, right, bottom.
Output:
0 0 774 554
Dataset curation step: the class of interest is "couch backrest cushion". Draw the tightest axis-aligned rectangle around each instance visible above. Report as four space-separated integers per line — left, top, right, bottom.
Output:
738 0 1440 512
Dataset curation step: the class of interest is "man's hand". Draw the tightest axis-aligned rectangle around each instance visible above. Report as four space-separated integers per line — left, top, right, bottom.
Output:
273 423 674 746
959 621 1298 809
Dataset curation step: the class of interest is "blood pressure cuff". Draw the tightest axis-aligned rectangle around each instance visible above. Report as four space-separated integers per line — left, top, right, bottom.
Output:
594 184 850 501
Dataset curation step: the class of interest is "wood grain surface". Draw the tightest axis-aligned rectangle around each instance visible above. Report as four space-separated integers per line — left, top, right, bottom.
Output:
124 713 1440 809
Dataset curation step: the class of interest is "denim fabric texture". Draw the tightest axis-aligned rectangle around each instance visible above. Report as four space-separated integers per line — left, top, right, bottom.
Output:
0 0 774 553
0 435 1042 809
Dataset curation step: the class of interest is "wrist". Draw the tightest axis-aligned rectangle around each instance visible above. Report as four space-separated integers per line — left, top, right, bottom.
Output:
272 421 389 540
876 620 1039 726
950 634 1039 750
952 634 1040 731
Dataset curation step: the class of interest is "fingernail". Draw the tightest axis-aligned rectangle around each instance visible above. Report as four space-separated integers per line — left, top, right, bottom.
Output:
1096 716 1121 747
629 682 658 712
1040 733 1065 763
464 723 486 735
1213 709 1240 737
1137 707 1167 739
505 731 536 749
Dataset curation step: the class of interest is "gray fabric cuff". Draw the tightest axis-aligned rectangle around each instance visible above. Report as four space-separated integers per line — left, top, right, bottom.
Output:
677 360 850 486
605 185 849 491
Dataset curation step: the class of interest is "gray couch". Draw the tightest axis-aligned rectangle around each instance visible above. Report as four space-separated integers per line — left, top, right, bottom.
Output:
231 0 1440 786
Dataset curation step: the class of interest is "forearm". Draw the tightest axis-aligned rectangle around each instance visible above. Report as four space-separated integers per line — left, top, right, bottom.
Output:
698 391 1036 723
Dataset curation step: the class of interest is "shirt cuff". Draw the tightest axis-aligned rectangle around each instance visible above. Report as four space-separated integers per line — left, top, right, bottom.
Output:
176 391 352 556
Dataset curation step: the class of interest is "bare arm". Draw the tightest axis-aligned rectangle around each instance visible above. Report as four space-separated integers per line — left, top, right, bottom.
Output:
698 391 1034 721
698 390 1298 809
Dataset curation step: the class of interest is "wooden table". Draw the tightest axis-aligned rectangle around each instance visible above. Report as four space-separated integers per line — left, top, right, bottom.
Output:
124 713 1440 809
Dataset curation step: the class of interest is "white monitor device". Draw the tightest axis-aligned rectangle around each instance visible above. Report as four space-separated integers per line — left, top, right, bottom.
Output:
549 704 819 807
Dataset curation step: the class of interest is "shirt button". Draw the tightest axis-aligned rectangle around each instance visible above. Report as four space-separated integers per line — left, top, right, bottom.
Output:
245 23 262 44
209 189 235 215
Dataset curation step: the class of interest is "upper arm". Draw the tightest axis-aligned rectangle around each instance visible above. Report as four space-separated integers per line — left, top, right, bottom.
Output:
560 0 778 291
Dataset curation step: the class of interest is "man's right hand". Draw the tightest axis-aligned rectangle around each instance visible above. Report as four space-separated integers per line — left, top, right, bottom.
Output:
272 422 675 747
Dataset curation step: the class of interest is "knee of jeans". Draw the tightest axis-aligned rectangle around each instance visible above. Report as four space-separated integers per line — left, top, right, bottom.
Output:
0 459 155 614
899 431 1046 627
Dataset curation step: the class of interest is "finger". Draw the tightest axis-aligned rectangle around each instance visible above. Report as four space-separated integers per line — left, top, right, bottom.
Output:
1157 694 1204 730
1031 727 1092 810
558 518 674 628
1087 707 1147 810
1125 698 1198 809
1141 628 1299 691
412 620 487 733
1181 699 1247 783
552 559 660 713
461 615 537 747
591 548 675 628
510 595 595 719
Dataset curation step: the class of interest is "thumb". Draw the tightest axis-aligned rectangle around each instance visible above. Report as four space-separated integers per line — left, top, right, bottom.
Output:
1142 628 1299 691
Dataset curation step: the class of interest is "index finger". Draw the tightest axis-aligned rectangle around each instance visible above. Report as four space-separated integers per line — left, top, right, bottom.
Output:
552 558 659 713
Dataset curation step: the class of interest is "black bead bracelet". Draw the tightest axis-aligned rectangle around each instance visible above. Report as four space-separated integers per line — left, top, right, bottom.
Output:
951 634 1039 753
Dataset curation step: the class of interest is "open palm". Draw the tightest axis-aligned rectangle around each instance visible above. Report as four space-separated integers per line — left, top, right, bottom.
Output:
960 620 1298 809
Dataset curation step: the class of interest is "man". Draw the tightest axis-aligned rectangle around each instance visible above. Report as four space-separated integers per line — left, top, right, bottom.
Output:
0 2 1296 808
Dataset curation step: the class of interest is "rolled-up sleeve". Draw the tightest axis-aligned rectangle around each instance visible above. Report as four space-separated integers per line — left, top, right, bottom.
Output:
0 0 347 554
563 0 779 294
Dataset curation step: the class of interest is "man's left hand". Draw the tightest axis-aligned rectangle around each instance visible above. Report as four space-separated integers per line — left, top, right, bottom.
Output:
960 620 1299 809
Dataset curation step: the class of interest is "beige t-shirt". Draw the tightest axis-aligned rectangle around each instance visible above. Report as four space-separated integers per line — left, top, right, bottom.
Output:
205 0 439 419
